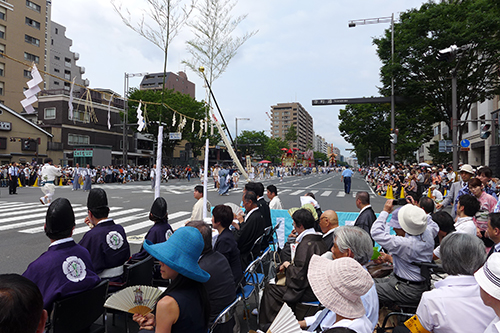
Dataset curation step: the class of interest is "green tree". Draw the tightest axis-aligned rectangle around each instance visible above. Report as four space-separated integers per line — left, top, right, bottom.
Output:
313 151 328 165
265 137 288 163
285 124 298 144
127 89 219 160
374 0 500 133
236 130 268 157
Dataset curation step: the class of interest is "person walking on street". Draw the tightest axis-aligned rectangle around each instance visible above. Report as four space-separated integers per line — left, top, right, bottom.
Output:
341 167 354 194
39 158 62 205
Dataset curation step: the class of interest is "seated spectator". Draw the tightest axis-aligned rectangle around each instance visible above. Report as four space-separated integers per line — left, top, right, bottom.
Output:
23 198 100 312
319 210 339 250
307 256 374 333
79 189 130 282
266 184 283 210
474 253 500 332
416 233 495 332
187 221 237 333
0 274 48 333
371 200 438 306
430 184 443 202
434 194 479 259
430 211 455 248
130 197 173 262
300 226 379 332
233 191 265 268
212 205 243 286
132 227 210 333
258 209 327 331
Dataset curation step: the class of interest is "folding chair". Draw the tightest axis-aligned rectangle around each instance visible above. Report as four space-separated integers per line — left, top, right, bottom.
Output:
49 280 108 333
237 257 262 326
109 255 154 289
209 296 241 333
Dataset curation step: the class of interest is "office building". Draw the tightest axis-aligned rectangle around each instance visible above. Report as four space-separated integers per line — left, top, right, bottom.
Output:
270 102 314 152
139 71 195 98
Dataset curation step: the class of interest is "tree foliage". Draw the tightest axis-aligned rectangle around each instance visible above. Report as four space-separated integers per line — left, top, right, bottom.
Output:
374 0 500 132
265 137 289 163
236 130 268 157
182 0 258 88
428 140 452 165
285 124 298 143
127 89 219 159
313 151 328 164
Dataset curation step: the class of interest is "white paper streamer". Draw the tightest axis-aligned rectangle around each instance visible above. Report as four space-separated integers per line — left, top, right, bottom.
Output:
107 93 114 130
172 113 176 127
20 64 43 114
136 101 145 132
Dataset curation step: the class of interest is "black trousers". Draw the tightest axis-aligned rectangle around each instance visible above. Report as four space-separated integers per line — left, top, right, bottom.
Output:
9 176 17 194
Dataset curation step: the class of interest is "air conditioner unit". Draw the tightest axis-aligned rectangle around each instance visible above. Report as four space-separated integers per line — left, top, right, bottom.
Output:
80 66 85 74
74 52 80 60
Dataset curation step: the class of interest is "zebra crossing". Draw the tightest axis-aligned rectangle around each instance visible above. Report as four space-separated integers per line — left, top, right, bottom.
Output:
90 183 374 199
0 201 191 243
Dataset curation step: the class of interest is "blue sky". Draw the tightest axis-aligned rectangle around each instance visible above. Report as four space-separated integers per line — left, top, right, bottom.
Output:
51 0 426 157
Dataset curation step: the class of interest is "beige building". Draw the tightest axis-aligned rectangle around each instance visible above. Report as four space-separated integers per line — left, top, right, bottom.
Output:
270 102 314 152
0 1 50 113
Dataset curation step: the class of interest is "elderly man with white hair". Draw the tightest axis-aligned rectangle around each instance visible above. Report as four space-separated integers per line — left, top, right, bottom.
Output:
298 226 379 332
416 233 495 332
371 200 439 306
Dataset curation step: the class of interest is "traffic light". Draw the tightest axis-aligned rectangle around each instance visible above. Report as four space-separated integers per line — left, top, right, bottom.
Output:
436 45 458 62
480 124 491 139
390 133 397 144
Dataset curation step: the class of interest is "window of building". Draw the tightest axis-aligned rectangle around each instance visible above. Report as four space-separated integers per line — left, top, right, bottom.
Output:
24 52 39 63
0 43 4 57
55 27 58 34
68 134 90 145
63 81 70 91
0 137 6 149
26 1 41 12
54 55 60 60
0 7 6 21
0 25 5 39
54 81 59 85
64 57 71 67
23 69 32 79
54 68 60 73
44 107 55 119
71 109 89 122
0 63 4 77
25 34 40 46
64 69 71 80
0 82 4 95
433 126 440 136
25 17 41 30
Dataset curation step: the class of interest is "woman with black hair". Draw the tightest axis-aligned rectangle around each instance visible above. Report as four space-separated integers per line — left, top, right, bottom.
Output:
132 227 211 333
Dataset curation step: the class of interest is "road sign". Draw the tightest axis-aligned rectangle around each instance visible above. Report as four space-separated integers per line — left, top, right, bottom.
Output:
169 132 182 140
460 147 470 151
460 139 470 148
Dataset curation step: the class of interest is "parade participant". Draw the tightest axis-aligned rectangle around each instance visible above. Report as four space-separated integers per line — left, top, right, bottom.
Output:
130 197 173 262
132 227 210 333
23 198 100 312
266 184 283 210
39 158 62 205
416 233 495 333
258 208 327 331
0 274 48 333
150 164 156 189
191 185 211 221
341 167 354 194
306 256 374 333
71 163 81 191
8 161 19 195
218 166 230 195
371 200 438 306
79 188 130 282
212 204 243 286
82 164 92 191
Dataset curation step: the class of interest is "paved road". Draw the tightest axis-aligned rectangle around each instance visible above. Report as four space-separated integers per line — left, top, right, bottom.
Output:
0 171 387 275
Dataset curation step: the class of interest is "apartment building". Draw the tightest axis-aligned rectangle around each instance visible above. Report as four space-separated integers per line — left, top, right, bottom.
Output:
0 0 49 113
314 134 328 154
140 71 195 99
270 102 314 152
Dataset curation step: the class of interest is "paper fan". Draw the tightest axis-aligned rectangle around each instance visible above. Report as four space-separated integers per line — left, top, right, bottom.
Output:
105 285 163 315
224 202 243 216
267 303 301 333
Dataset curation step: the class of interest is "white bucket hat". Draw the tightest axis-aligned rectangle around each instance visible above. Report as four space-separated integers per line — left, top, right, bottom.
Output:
475 252 500 301
307 255 373 319
459 164 475 175
398 204 427 235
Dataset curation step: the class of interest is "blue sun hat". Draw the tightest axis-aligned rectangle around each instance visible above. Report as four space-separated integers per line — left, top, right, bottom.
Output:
143 226 210 283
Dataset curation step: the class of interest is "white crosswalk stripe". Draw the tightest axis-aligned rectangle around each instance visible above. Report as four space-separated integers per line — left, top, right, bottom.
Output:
289 190 305 196
321 191 332 197
336 191 346 197
0 201 191 239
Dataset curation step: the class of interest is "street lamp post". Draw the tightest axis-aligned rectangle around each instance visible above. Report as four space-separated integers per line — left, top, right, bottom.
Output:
349 14 395 164
123 72 148 166
235 117 250 154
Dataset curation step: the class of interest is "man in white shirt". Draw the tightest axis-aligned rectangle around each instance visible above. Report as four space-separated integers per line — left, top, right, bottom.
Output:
190 185 211 221
39 158 62 205
417 233 495 333
475 253 500 333
266 184 283 210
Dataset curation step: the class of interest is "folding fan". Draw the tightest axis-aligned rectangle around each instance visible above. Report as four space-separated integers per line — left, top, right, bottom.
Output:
266 303 302 333
104 285 163 315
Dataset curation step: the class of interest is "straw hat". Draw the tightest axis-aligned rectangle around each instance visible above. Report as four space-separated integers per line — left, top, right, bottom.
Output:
475 252 500 301
398 204 427 236
308 256 373 319
143 227 210 283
